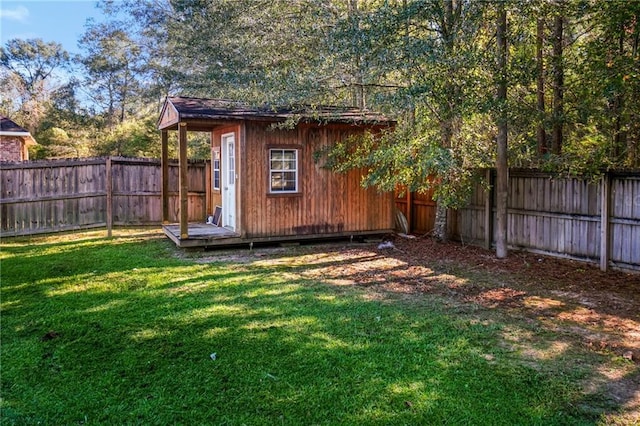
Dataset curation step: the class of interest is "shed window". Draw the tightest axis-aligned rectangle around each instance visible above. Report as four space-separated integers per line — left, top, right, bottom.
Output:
269 149 298 193
212 148 220 191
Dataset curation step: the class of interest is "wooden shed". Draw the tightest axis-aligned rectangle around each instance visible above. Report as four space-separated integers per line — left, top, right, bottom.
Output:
158 96 396 248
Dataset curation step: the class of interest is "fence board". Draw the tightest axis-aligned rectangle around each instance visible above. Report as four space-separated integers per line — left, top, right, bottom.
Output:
3 159 639 272
451 169 639 272
608 176 640 269
0 157 208 237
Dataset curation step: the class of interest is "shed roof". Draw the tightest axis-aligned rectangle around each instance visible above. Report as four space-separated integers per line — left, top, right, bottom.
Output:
0 116 36 145
158 96 395 131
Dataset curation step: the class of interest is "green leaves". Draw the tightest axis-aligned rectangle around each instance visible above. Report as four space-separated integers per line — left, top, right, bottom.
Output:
0 38 70 93
324 119 477 209
78 21 145 127
4 0 638 172
0 38 70 134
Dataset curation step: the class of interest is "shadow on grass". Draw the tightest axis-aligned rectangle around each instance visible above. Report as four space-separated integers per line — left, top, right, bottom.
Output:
203 241 640 423
1 235 637 424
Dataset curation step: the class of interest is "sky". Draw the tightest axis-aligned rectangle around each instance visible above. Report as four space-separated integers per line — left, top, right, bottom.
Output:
0 0 106 54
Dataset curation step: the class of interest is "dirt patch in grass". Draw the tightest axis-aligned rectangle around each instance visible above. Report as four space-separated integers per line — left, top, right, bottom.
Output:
184 235 640 423
383 236 640 425
387 236 640 351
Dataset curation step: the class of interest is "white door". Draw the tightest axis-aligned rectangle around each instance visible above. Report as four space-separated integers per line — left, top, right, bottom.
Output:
221 133 236 230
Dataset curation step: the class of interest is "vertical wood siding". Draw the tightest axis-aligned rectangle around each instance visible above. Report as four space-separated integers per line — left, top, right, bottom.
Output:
240 122 394 238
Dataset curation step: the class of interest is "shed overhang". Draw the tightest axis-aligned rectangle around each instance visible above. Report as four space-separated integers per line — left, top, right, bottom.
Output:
157 96 396 131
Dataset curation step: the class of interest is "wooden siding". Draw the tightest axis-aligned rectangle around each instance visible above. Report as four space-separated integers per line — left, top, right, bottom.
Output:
158 101 180 129
239 122 394 239
0 157 207 236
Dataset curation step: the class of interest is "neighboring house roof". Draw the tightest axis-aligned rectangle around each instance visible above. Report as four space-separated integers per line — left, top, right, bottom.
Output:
0 116 37 146
158 96 395 130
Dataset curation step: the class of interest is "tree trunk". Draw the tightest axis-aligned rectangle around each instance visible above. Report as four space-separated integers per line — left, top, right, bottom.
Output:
433 203 448 241
551 13 563 155
349 0 365 109
495 3 509 259
432 0 456 242
629 13 639 167
536 18 547 154
613 22 627 161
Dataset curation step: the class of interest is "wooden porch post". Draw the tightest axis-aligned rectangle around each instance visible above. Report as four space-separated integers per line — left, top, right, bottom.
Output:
161 130 169 224
179 122 189 239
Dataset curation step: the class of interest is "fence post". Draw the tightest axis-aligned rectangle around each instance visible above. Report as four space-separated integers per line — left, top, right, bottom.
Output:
179 123 189 239
484 169 494 250
406 190 412 234
600 172 611 271
106 157 113 237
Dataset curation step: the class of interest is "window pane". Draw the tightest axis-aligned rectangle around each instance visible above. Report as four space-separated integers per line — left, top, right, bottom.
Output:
213 156 220 190
271 172 297 191
269 149 297 192
282 172 296 190
271 172 284 191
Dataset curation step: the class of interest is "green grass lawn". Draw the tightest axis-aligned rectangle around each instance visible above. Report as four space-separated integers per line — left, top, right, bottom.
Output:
0 230 608 425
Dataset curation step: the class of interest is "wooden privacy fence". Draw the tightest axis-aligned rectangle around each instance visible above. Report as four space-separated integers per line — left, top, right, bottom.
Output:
0 157 209 237
396 169 640 272
3 159 638 271
394 187 437 235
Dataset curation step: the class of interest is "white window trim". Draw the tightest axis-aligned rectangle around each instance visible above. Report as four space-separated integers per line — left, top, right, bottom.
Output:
212 148 221 191
269 148 299 193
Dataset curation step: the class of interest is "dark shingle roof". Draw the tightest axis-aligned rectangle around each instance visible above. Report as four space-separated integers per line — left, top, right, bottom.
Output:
0 116 30 133
161 96 395 129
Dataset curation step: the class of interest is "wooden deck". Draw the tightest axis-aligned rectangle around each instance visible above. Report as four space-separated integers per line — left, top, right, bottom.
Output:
162 223 390 249
162 223 242 248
